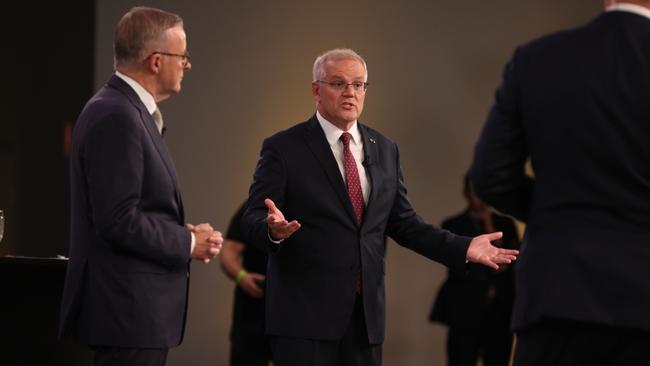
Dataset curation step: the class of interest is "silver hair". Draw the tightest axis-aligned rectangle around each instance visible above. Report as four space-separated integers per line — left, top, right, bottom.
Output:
312 48 368 81
114 6 183 68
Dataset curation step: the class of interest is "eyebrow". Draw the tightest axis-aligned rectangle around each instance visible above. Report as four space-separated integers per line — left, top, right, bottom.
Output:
327 75 366 81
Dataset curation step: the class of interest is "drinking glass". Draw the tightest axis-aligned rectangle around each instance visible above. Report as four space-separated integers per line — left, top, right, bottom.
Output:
0 210 4 243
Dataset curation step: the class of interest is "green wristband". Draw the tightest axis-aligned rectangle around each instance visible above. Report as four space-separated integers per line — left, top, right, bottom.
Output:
236 269 248 284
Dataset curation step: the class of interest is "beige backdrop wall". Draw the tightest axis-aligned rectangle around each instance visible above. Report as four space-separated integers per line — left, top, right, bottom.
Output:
96 1 599 365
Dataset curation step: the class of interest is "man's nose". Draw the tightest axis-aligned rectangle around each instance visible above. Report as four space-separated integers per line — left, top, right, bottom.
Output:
342 84 355 95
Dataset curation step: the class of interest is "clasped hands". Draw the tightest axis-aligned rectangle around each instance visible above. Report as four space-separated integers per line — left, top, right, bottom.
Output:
187 223 223 264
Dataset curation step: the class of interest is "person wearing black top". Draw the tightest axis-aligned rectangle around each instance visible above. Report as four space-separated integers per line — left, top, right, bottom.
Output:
219 203 272 366
430 176 520 366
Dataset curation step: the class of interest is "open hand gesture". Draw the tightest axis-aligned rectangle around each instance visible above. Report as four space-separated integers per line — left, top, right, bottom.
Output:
466 231 519 270
265 198 301 240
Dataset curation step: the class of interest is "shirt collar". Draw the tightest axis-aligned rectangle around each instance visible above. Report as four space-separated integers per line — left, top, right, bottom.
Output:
316 111 362 146
606 3 650 20
115 70 158 115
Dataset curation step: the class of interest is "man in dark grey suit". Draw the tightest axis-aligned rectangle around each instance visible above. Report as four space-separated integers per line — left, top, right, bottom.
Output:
242 48 519 366
471 1 650 365
59 7 222 366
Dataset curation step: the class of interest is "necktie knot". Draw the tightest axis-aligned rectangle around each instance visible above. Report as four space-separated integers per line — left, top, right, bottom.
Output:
340 132 352 146
151 108 164 134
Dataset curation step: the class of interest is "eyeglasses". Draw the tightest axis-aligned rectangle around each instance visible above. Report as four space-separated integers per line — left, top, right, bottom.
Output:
316 80 369 92
151 51 191 66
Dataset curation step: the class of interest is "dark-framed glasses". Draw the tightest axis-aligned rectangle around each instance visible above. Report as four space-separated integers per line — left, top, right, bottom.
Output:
151 50 191 66
317 80 369 92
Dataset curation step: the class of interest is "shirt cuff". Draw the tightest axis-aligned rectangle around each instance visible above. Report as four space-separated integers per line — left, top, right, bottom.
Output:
268 229 284 244
190 232 196 254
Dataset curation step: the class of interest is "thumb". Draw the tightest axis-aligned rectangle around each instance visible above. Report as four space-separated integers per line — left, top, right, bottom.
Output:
484 231 503 241
265 198 278 214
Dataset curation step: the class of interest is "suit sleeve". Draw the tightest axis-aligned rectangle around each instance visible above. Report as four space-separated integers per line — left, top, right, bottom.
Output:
84 110 191 268
470 47 533 222
386 145 471 274
241 138 286 253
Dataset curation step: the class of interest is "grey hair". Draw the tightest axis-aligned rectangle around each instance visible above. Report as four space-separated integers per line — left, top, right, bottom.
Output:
312 48 368 81
113 6 183 68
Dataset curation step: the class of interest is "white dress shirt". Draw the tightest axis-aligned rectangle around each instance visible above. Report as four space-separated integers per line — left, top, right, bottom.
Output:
316 111 370 205
114 71 163 134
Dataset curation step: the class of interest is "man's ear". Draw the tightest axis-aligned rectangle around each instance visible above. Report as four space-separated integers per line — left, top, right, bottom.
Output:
311 81 320 98
146 53 162 74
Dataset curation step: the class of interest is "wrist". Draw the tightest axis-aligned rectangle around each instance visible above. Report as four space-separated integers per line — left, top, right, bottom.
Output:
235 269 248 284
267 228 284 244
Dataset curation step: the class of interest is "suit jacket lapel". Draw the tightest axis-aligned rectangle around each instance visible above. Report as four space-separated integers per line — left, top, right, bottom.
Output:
359 122 378 225
303 116 359 226
107 75 184 219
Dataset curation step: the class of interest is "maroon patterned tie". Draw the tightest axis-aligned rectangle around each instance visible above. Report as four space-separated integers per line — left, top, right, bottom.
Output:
340 132 365 225
341 132 365 292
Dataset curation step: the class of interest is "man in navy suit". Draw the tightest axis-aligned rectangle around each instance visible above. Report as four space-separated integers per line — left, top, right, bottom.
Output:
471 1 650 365
241 48 519 366
59 7 222 366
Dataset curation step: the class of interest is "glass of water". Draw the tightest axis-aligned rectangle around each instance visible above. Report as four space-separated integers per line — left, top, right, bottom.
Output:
0 210 4 243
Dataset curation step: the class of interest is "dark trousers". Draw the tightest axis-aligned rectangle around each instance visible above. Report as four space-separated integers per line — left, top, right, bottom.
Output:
447 323 512 366
230 330 273 366
446 301 513 366
514 319 650 366
270 295 382 366
93 346 168 366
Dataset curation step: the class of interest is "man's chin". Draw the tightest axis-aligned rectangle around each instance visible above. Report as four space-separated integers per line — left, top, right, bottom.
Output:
338 112 359 122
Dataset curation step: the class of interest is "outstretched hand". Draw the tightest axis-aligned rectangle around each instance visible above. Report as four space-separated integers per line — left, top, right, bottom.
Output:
265 198 301 240
466 231 519 270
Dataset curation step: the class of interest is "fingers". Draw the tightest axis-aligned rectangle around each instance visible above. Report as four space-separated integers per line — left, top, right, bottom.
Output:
186 223 213 233
198 243 220 264
492 256 514 264
492 248 519 264
194 223 214 233
240 274 264 298
467 233 518 270
208 231 224 245
269 219 301 240
265 198 301 239
286 220 301 232
499 253 518 261
499 248 519 256
190 226 223 264
267 214 287 226
249 273 265 281
484 260 499 270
